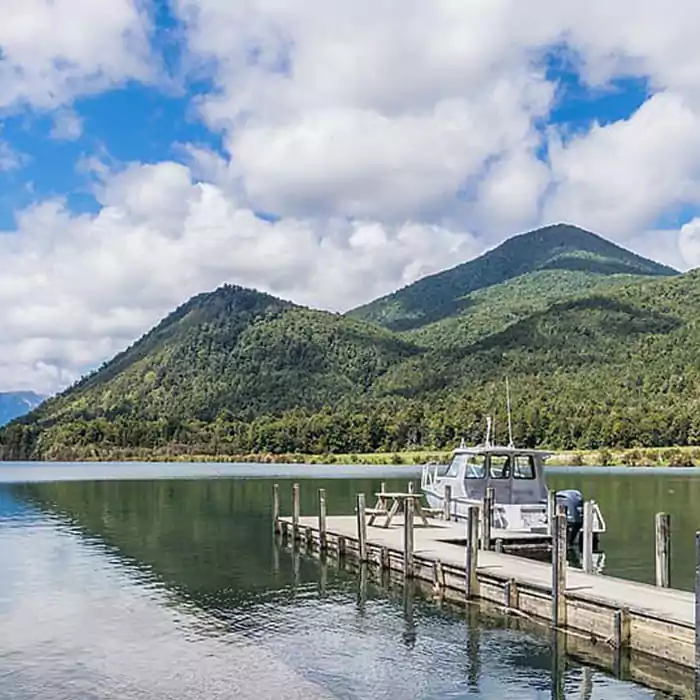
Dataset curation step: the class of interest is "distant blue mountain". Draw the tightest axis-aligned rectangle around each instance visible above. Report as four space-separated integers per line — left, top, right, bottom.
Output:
0 391 45 427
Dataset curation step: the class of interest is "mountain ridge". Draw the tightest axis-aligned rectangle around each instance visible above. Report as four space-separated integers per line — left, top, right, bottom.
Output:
1 223 693 460
348 223 677 331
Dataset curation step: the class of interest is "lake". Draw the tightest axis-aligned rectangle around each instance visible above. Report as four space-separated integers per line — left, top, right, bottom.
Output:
0 462 697 699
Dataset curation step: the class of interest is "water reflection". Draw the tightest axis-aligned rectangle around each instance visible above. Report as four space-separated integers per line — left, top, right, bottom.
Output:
0 473 684 699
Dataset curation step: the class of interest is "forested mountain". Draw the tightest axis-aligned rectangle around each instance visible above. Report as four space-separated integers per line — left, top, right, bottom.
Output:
349 223 677 332
2 224 697 461
0 392 45 427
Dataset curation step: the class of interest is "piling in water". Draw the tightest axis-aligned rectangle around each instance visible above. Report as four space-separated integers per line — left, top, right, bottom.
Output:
481 487 494 550
272 483 280 535
547 489 556 536
465 505 479 598
318 488 327 551
404 496 414 578
582 500 594 574
655 513 671 588
552 505 567 629
356 493 367 561
292 483 300 539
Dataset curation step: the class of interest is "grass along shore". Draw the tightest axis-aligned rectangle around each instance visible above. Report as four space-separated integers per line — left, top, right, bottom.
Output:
35 444 700 467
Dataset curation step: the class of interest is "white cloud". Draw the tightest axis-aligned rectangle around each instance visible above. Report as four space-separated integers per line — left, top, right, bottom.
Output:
0 161 480 393
173 0 700 241
8 0 700 393
0 0 153 111
50 109 83 141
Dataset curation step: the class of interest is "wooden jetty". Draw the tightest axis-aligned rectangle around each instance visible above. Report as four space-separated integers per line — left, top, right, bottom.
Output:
273 483 700 698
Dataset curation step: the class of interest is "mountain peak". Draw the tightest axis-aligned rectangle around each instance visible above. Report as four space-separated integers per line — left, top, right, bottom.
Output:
349 224 677 331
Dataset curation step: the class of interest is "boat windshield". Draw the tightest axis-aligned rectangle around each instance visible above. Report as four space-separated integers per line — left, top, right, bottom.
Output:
445 453 486 479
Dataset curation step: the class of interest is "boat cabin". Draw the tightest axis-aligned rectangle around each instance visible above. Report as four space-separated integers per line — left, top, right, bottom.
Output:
441 446 551 505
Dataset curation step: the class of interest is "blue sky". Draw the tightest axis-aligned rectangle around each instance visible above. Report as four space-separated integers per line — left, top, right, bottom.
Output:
1 0 699 393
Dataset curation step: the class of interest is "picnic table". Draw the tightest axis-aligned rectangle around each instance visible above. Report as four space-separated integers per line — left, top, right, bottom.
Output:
366 491 435 528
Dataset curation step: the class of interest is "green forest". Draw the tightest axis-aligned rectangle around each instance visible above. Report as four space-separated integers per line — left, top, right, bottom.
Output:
3 223 700 461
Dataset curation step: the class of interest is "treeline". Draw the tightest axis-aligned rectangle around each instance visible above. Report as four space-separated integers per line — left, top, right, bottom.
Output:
5 382 700 461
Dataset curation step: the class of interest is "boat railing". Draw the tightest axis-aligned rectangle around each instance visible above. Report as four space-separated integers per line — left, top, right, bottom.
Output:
421 461 447 490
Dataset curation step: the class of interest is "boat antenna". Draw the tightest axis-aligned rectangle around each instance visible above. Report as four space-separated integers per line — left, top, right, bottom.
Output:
485 416 492 447
506 376 514 448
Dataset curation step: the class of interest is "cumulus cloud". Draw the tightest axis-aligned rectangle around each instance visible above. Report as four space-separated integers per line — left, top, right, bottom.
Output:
6 0 700 393
0 0 153 111
0 161 480 393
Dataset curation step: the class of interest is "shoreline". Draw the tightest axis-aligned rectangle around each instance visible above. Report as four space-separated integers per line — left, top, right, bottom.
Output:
18 445 700 467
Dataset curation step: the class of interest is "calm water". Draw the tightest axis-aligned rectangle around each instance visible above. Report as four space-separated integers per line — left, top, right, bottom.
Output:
0 462 697 699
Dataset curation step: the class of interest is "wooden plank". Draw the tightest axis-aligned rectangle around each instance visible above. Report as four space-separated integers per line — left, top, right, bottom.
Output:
279 515 696 631
656 512 671 588
547 489 556 536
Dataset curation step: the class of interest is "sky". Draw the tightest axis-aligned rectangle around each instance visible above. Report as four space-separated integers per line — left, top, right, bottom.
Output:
3 0 700 395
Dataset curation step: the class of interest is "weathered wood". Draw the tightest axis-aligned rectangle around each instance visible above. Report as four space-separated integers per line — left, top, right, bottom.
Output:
552 505 567 628
547 489 556 536
305 526 313 548
495 538 504 553
408 480 415 494
272 483 280 535
380 545 390 570
404 496 415 578
582 500 594 574
443 484 452 521
380 481 386 494
505 579 518 611
279 513 700 676
465 505 479 598
433 560 446 591
338 535 346 558
613 608 630 648
655 512 671 588
318 488 327 550
356 493 367 561
481 487 494 550
292 483 300 539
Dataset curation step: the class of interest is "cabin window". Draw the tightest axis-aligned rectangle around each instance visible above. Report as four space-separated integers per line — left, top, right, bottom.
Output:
445 454 466 478
513 455 536 480
489 455 511 479
464 455 486 479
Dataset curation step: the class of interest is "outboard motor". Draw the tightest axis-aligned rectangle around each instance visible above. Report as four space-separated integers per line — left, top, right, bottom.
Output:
555 489 584 545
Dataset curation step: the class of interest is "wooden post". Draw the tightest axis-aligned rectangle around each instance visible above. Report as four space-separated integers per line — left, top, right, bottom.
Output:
655 512 671 588
465 505 479 599
292 483 300 539
408 480 415 494
318 488 327 551
551 505 567 629
582 500 594 574
380 481 386 494
443 484 452 521
547 489 556 536
357 493 367 561
380 545 390 570
272 483 280 535
404 495 415 578
481 487 494 550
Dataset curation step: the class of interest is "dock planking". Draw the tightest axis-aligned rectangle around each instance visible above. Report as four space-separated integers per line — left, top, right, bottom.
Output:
277 506 700 686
